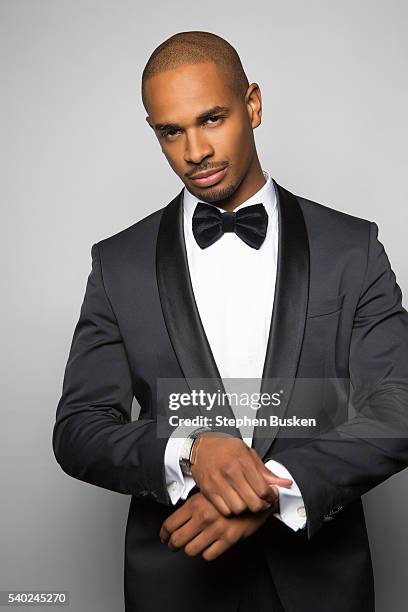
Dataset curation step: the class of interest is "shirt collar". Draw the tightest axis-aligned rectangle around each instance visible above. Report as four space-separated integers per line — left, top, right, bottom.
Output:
183 169 277 233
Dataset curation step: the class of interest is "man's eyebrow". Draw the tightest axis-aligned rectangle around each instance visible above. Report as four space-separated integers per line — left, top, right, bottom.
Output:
154 105 231 131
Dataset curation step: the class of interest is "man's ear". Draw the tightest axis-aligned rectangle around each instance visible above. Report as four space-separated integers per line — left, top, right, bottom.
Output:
245 83 262 130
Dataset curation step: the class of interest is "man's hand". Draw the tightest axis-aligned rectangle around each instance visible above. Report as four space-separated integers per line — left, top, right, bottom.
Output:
189 432 292 515
160 491 276 561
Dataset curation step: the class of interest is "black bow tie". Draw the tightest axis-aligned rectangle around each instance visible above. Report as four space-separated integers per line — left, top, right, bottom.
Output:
192 202 268 249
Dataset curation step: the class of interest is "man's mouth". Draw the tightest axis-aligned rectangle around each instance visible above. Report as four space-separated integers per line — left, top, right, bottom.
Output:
190 166 228 187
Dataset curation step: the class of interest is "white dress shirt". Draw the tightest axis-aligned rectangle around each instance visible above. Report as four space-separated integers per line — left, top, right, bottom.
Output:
164 170 307 531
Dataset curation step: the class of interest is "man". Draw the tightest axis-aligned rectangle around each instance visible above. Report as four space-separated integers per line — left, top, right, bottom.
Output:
52 31 408 611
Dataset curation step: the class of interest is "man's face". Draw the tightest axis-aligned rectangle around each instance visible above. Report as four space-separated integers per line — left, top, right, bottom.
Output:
145 62 261 203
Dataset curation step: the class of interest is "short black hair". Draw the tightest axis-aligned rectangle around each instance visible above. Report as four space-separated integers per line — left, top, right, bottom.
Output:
141 31 249 112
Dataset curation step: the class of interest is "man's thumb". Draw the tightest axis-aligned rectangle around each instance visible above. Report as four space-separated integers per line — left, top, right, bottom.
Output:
263 469 292 487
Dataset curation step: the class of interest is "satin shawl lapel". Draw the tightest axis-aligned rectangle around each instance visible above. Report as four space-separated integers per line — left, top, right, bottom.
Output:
251 180 310 458
156 190 242 438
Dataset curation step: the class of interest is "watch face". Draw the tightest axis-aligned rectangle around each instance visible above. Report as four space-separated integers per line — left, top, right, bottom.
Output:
181 437 194 462
182 463 192 476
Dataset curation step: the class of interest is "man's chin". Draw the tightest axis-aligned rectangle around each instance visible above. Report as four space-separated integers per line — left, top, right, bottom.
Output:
187 182 238 204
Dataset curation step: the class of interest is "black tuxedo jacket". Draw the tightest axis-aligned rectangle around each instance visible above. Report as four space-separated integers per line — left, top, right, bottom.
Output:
53 179 408 612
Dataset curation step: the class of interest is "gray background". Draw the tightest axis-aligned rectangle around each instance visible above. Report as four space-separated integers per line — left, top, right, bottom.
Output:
1 1 407 610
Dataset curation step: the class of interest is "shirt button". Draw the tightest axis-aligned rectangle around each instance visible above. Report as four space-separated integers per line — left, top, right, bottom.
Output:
297 506 306 518
169 481 179 492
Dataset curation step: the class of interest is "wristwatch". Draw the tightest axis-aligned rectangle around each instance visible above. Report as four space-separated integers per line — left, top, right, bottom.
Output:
179 427 211 476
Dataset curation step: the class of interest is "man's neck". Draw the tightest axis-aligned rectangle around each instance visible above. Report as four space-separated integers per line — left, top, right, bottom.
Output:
212 161 266 212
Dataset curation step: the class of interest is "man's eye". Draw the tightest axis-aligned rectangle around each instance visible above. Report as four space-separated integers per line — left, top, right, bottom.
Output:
163 129 180 138
161 116 223 139
206 116 223 125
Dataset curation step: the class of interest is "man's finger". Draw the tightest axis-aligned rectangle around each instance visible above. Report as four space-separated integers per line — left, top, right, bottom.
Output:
262 484 279 506
230 472 271 512
263 471 293 487
201 538 231 562
167 518 201 551
240 470 275 511
183 524 220 557
207 492 231 516
214 480 247 515
249 448 293 487
159 505 192 543
243 460 281 501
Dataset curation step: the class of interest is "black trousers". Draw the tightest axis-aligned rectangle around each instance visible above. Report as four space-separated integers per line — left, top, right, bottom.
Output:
237 538 285 612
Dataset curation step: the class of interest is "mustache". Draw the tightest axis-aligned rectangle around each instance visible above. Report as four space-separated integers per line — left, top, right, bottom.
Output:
187 163 229 178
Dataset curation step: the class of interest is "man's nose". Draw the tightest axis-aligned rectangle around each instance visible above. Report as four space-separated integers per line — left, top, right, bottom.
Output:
183 129 214 164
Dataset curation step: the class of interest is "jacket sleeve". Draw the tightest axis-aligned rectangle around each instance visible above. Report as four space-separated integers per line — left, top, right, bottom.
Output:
52 242 171 505
270 221 408 539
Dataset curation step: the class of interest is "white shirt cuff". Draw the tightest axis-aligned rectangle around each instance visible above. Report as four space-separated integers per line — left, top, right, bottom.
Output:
265 459 307 531
164 425 201 504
